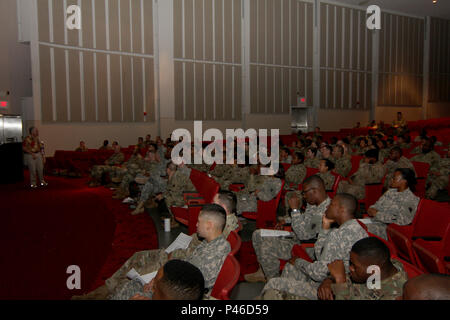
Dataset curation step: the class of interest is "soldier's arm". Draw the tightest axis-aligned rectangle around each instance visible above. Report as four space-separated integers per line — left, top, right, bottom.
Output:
257 179 282 201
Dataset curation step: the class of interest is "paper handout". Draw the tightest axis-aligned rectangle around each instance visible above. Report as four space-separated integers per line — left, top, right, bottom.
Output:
165 232 193 254
260 229 292 237
126 268 158 286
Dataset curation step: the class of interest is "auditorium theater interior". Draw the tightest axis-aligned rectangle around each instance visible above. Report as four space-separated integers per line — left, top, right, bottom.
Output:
1 0 450 301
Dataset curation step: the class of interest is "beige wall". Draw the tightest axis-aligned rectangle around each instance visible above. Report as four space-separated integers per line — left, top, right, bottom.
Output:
427 102 450 119
375 106 423 123
318 109 370 131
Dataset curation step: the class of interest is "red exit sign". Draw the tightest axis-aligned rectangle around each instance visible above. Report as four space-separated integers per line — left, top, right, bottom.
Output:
0 101 8 108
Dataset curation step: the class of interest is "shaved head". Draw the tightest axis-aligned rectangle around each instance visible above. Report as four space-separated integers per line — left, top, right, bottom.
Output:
403 274 450 300
334 193 357 218
303 175 326 191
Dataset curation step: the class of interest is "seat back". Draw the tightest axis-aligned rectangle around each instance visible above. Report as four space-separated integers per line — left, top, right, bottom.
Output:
394 257 424 279
357 220 398 258
363 175 386 208
305 167 319 179
327 172 342 198
255 180 285 229
411 161 430 198
210 255 240 300
281 163 292 172
412 199 450 240
227 230 242 256
348 155 364 177
189 169 220 203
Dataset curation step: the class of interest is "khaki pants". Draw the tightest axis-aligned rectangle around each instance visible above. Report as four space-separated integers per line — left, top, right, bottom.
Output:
25 153 44 185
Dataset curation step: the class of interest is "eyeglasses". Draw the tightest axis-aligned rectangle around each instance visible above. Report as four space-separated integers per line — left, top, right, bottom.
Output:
301 187 316 196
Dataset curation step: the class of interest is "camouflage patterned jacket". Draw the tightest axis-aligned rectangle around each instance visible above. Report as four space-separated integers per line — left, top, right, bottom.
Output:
370 188 419 225
106 152 125 166
351 162 385 186
304 158 320 169
333 157 352 178
291 197 331 241
185 235 231 289
285 164 307 186
294 219 368 282
410 151 441 172
332 259 408 300
163 167 196 207
316 172 336 190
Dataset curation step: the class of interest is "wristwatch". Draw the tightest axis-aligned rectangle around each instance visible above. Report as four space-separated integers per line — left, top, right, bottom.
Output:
291 208 300 214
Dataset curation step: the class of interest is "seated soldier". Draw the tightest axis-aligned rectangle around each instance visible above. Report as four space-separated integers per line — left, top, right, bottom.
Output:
258 193 368 300
332 145 352 178
367 168 420 240
88 144 125 187
316 159 336 191
320 145 333 161
280 147 293 164
74 204 230 300
245 176 331 283
337 149 385 200
402 274 450 300
284 152 307 188
235 165 282 214
99 139 111 150
122 260 206 301
383 147 416 189
318 237 408 300
75 141 88 152
304 147 320 169
427 149 450 200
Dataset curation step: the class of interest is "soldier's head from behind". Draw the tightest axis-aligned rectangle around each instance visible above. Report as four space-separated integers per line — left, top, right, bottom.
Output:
325 193 357 225
302 175 327 205
319 159 335 174
196 203 227 241
213 190 236 216
402 274 450 300
349 237 396 284
389 147 403 162
292 152 305 165
102 139 109 147
391 168 417 192
152 260 205 300
364 149 379 164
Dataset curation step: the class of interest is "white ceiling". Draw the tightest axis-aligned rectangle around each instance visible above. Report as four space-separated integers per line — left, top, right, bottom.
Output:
331 0 450 19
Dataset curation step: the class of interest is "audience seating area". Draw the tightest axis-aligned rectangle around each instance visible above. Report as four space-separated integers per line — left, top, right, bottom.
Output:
39 117 450 300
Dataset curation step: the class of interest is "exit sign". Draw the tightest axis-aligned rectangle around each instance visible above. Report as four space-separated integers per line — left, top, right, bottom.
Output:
0 101 8 108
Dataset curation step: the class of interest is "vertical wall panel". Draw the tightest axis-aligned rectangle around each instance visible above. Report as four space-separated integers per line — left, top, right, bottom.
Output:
233 0 241 64
120 0 131 52
68 50 82 121
131 0 143 53
83 52 96 121
81 0 94 48
95 0 107 50
224 0 233 63
224 66 233 120
215 64 224 119
96 53 108 121
39 45 53 121
174 0 183 58
429 18 450 102
52 0 65 44
54 48 68 121
110 54 122 122
144 0 154 55
109 0 120 51
195 63 205 119
133 58 144 121
204 0 214 61
174 61 184 120
184 0 194 59
194 0 204 61
205 64 214 120
214 0 223 62
185 62 195 120
38 0 50 42
145 59 155 121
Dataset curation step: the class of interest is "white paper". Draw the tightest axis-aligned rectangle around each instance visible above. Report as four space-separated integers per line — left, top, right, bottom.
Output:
165 233 193 254
260 229 292 237
358 218 373 225
126 268 157 286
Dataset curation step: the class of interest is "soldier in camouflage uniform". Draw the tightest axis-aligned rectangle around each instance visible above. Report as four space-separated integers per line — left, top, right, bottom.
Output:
170 191 240 260
383 147 416 188
284 152 308 215
410 139 442 189
367 169 420 240
304 148 320 168
245 176 331 283
88 144 125 187
75 204 230 300
235 167 282 214
319 237 408 300
331 145 352 178
259 194 368 300
131 171 168 215
337 149 385 200
316 159 336 191
426 149 450 199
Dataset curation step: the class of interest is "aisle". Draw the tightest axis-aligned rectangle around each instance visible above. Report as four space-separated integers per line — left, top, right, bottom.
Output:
0 173 158 300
